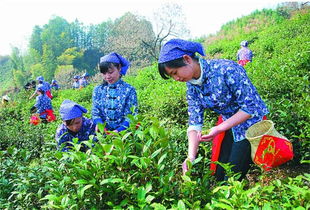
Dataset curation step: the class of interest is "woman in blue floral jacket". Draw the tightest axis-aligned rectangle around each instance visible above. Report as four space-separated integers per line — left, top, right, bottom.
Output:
30 84 55 122
92 52 138 133
158 39 268 181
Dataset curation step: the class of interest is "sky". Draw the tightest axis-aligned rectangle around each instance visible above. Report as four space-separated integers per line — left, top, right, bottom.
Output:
0 0 290 55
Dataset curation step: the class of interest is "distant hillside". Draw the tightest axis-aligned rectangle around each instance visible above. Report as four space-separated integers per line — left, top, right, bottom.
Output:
203 3 309 60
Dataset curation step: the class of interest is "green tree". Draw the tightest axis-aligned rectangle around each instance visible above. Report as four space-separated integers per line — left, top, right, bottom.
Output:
41 16 73 57
23 48 42 77
90 20 113 51
30 63 45 79
29 25 43 55
10 47 24 72
57 47 82 66
42 44 57 81
70 19 89 49
73 48 103 74
12 69 26 87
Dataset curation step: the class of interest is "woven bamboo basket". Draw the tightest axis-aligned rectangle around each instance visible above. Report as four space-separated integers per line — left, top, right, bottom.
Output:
245 120 287 161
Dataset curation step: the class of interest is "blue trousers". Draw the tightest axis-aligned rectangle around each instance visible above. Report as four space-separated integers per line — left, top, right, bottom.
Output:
215 129 252 181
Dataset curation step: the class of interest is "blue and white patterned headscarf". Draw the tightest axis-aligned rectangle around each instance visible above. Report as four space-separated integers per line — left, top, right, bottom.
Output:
36 76 44 82
82 72 89 77
59 99 87 121
158 39 206 63
100 52 130 75
36 84 46 92
240 40 248 47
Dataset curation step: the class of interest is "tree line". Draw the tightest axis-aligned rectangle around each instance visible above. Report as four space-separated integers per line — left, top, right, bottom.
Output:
0 3 189 94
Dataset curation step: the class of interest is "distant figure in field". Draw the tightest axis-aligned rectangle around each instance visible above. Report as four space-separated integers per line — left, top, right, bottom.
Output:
31 80 36 90
51 79 60 90
72 75 80 89
24 80 36 90
24 82 32 90
79 72 90 88
1 95 10 104
237 40 253 66
30 84 56 123
56 99 97 152
29 76 52 99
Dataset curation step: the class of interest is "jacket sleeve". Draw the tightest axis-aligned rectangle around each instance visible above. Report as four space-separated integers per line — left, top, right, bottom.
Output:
186 85 204 132
224 63 267 118
116 87 138 132
91 86 105 125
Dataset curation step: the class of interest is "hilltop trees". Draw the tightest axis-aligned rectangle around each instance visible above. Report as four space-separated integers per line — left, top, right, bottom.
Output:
106 12 155 67
0 2 191 94
6 13 160 89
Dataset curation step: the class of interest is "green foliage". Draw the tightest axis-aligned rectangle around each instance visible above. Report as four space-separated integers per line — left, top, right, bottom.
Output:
42 44 57 81
30 63 45 79
57 47 82 65
13 69 27 88
126 64 189 127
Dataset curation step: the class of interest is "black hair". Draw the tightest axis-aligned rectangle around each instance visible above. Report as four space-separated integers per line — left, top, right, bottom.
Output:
38 89 45 94
158 55 199 80
65 117 82 128
65 119 74 126
99 62 121 74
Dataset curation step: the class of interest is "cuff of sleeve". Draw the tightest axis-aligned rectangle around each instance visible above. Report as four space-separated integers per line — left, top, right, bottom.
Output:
93 118 104 125
239 108 254 118
116 121 130 132
187 124 203 133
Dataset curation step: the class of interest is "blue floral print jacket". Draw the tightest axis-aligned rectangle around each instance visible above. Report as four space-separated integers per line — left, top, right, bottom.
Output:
92 79 138 132
51 84 60 90
72 81 80 89
56 117 96 152
187 58 268 142
237 47 253 61
35 94 53 118
79 78 89 88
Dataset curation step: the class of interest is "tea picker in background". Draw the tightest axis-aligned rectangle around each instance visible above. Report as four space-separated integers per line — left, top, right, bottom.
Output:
237 40 253 66
29 76 53 99
24 80 36 90
30 84 56 124
92 52 138 134
79 72 90 88
51 79 60 90
1 95 10 105
56 99 97 152
72 75 80 89
158 39 268 181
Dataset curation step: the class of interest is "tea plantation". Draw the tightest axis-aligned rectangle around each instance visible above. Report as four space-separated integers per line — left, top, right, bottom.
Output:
0 7 309 209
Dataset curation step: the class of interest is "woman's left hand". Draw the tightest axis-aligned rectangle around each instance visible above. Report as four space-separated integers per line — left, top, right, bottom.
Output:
200 126 222 142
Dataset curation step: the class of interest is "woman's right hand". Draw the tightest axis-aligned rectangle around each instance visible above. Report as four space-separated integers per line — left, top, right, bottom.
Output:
200 126 222 142
182 157 195 175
